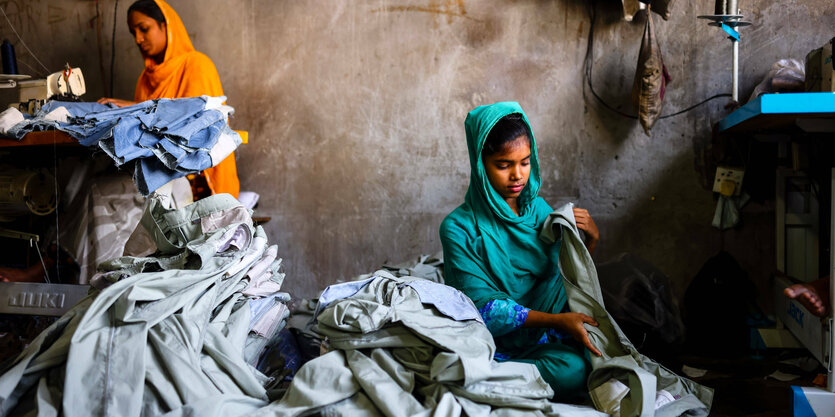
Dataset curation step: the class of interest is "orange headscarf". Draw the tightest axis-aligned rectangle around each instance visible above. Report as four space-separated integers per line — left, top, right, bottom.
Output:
134 0 239 198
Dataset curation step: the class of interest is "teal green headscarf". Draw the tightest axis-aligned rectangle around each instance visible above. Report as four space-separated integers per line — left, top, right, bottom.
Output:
440 102 567 353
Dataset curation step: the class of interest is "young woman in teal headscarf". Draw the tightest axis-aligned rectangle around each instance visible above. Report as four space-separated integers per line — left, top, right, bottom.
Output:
440 102 601 401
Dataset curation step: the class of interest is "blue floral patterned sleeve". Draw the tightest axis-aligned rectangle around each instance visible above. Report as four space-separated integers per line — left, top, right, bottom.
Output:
478 299 530 337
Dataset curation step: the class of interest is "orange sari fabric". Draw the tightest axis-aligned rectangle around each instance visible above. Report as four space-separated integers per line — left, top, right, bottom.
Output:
134 0 239 198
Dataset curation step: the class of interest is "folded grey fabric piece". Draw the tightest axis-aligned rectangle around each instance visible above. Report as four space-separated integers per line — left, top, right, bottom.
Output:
0 194 286 417
254 273 607 417
540 203 713 417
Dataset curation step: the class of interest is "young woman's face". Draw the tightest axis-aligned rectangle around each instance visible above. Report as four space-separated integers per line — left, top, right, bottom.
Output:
482 135 531 207
128 11 167 60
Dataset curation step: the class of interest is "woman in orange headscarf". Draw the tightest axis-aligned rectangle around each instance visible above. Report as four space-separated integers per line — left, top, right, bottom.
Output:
99 0 239 198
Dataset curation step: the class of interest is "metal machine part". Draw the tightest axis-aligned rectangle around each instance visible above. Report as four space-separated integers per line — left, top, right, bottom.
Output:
0 169 57 217
697 12 751 102
52 66 85 98
15 66 85 113
0 74 29 89
0 282 89 316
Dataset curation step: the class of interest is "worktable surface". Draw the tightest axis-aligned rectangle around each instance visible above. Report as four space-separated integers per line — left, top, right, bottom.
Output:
0 130 78 148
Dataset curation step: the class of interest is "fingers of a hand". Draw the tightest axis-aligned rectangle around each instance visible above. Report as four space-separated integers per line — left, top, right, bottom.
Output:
582 315 599 326
582 333 602 356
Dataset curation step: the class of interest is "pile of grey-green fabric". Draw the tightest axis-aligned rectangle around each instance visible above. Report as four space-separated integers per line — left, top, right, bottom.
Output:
255 272 611 417
0 194 288 416
285 252 446 363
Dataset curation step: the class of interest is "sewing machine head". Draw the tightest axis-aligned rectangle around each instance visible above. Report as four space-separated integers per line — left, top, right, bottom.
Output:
15 65 85 114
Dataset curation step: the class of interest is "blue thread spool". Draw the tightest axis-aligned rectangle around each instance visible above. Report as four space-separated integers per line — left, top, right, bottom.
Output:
2 40 18 74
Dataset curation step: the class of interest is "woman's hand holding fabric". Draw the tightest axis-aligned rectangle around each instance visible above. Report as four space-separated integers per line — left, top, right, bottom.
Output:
97 98 138 108
573 207 599 255
555 312 602 357
524 310 602 356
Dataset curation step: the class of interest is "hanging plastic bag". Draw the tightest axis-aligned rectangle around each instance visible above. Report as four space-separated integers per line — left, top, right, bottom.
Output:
746 59 805 103
632 9 672 134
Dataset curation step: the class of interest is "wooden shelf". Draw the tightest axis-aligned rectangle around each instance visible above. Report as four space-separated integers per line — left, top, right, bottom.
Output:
0 130 79 148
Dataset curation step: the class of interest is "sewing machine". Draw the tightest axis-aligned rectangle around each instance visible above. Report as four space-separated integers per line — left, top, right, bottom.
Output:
14 66 85 114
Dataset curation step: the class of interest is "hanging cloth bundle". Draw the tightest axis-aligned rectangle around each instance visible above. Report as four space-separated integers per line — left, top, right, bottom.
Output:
631 8 672 134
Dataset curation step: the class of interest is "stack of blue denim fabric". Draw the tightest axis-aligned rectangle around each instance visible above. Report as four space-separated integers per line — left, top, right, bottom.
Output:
5 96 241 195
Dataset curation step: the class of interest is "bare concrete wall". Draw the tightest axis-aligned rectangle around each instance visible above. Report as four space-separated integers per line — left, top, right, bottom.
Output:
4 1 835 307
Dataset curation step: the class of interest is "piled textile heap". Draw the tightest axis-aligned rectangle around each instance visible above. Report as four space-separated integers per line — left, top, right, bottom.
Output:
257 272 608 417
0 96 241 195
0 194 290 417
286 253 446 364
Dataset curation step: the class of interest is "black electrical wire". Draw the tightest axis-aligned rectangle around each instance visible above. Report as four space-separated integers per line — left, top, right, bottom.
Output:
659 93 733 119
583 1 638 119
110 0 119 97
583 0 732 121
96 0 109 96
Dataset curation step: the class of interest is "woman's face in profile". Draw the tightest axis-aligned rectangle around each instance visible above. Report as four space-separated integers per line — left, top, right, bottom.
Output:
128 11 167 60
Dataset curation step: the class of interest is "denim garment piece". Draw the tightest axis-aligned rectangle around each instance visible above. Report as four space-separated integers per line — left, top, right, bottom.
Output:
113 117 154 160
38 101 112 117
137 97 206 132
172 118 226 149
137 128 163 149
172 143 212 172
7 96 241 195
136 157 188 196
156 139 188 166
7 118 59 139
153 106 226 145
65 120 118 147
